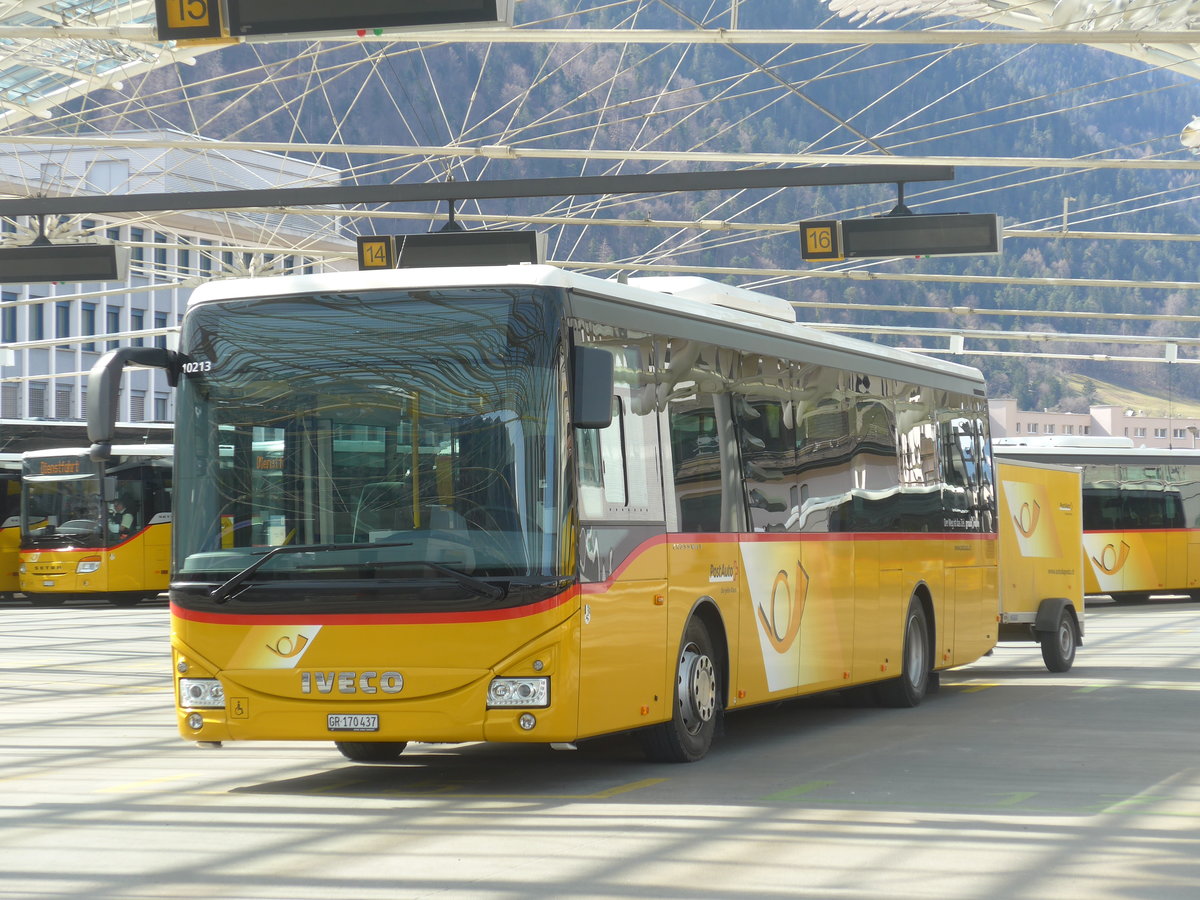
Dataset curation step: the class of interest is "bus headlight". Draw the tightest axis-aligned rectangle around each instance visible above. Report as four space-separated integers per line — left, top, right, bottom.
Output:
179 678 225 709
76 557 102 574
487 677 549 708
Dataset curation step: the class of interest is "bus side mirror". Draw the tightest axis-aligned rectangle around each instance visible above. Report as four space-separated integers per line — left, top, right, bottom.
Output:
571 346 613 429
88 347 184 460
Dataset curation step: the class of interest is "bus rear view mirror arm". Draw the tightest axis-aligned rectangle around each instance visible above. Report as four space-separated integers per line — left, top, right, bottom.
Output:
87 347 185 460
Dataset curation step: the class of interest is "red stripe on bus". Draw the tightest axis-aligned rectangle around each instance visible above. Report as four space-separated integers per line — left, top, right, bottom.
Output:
170 587 579 626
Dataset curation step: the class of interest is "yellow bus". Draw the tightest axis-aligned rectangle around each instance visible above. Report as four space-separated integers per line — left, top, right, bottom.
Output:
88 266 1000 762
1 453 20 602
995 436 1200 601
19 445 172 607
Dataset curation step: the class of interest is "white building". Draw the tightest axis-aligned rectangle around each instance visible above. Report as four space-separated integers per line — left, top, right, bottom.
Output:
0 133 352 449
989 399 1200 449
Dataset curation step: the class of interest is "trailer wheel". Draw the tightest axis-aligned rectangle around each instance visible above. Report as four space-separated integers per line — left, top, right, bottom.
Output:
640 616 721 763
1039 609 1078 673
876 598 931 708
335 741 408 762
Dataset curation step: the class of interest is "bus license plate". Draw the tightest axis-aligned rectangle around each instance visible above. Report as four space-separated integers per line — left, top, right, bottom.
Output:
327 714 379 732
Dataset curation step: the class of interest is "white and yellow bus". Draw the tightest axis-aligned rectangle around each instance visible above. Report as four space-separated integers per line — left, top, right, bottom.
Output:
88 266 1001 762
995 436 1200 601
19 445 172 606
1 453 20 602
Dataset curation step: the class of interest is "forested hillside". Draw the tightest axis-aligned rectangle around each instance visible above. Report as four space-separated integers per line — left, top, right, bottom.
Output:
52 0 1200 407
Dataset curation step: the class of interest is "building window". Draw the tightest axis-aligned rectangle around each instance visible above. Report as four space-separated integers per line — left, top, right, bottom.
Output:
1174 428 1187 439
1028 423 1039 434
130 390 146 421
1081 426 1090 435
1045 425 1055 435
131 309 144 347
1015 423 1022 434
154 232 168 270
1134 427 1146 438
55 301 71 339
82 303 97 352
1065 425 1074 435
106 306 122 350
54 387 73 420
154 394 169 421
154 312 168 349
28 382 47 418
85 160 130 193
29 302 44 341
2 293 16 343
1154 428 1167 438
130 228 144 263
1 383 18 418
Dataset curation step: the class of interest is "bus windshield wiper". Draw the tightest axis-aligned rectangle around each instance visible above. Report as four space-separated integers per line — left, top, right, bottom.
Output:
420 561 506 602
209 540 413 604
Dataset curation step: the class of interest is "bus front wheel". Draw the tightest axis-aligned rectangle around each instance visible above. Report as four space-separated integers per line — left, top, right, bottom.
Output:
1038 610 1078 673
639 616 722 763
876 599 931 708
335 741 408 762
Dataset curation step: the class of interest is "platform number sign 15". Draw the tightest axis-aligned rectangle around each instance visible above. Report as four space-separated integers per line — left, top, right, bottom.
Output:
154 0 225 40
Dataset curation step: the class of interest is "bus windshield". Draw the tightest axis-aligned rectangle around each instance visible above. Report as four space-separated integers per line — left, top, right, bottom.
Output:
21 452 167 549
172 286 567 593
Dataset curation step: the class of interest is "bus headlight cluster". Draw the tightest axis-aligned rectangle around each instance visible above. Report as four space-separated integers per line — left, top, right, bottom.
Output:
486 677 549 708
76 557 102 574
179 678 225 709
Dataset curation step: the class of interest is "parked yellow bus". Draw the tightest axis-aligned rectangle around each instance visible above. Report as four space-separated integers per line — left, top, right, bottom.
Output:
88 266 1000 762
19 445 172 607
1 453 20 602
995 436 1200 601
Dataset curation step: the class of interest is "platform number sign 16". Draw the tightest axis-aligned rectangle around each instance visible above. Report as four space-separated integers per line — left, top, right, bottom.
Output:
154 0 225 40
799 221 844 262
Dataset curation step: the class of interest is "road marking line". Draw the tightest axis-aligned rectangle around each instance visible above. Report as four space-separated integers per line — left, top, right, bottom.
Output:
760 780 834 802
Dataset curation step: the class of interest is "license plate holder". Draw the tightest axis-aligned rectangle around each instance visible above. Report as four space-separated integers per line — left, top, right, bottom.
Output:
327 713 379 732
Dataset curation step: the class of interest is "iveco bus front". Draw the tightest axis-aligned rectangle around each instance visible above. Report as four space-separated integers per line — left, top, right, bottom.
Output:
89 264 1002 764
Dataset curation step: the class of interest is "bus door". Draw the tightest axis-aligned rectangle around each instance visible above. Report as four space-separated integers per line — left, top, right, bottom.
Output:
1123 482 1174 595
1 469 19 597
664 382 743 702
575 341 670 738
736 375 811 701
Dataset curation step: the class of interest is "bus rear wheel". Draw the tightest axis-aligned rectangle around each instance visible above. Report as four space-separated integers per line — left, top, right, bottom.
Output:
1038 610 1078 673
640 617 721 763
335 741 408 762
876 598 931 708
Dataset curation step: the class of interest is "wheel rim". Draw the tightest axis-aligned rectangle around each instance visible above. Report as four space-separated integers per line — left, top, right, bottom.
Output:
677 642 716 735
1057 620 1074 656
904 613 927 688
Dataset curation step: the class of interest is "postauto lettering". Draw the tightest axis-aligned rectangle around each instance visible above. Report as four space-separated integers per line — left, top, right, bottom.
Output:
300 670 404 695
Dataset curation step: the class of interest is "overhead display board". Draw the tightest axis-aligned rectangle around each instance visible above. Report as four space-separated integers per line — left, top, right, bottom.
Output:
227 0 513 39
800 214 1002 261
355 231 544 270
0 244 128 284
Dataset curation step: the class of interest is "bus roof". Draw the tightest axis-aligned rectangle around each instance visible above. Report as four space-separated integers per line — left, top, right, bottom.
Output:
994 440 1200 464
186 265 986 395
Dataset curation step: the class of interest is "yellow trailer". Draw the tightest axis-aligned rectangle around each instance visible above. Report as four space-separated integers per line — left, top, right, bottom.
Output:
996 457 1085 672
